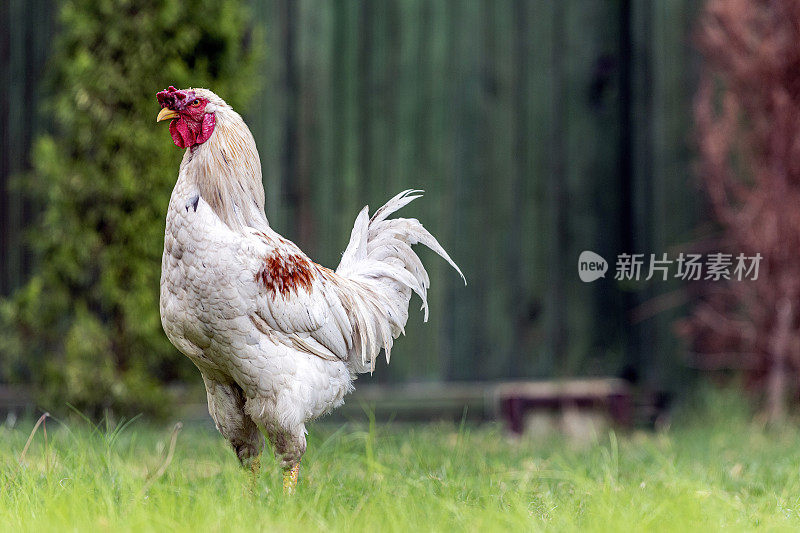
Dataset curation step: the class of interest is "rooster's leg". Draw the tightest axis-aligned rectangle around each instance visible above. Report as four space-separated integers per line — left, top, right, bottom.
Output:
246 397 308 494
203 376 264 466
247 456 261 494
283 462 300 494
264 424 306 494
249 456 261 476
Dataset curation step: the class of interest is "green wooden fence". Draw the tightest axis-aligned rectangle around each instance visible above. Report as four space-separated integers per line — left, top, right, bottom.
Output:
1 0 56 296
1 0 700 388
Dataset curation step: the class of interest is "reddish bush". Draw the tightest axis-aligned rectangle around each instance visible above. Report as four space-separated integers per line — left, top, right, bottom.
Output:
683 0 800 421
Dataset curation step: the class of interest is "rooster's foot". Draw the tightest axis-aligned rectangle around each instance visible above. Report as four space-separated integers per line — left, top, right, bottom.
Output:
283 462 300 494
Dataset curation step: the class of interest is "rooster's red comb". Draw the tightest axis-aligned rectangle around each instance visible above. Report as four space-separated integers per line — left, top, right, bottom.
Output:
157 86 196 110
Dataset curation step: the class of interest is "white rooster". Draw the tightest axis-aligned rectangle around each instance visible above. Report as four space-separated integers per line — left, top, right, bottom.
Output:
156 86 464 492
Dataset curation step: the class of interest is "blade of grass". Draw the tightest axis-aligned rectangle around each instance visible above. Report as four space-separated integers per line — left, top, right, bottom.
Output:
18 412 49 465
139 422 183 497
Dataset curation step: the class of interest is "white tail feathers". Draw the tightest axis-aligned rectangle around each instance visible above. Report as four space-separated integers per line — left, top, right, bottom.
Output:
334 190 465 372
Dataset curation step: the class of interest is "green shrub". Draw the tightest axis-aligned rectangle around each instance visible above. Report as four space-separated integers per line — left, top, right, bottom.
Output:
0 0 263 418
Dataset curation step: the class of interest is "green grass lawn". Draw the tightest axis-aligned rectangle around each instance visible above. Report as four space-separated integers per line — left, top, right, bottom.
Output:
3 392 800 532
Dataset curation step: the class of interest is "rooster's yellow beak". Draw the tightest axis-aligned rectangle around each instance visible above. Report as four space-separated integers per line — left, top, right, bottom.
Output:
157 108 179 122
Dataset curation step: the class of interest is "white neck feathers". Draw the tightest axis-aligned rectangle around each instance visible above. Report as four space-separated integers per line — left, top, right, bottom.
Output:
179 106 268 231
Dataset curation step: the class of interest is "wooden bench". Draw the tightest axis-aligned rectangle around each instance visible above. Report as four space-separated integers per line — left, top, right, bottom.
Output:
495 378 632 434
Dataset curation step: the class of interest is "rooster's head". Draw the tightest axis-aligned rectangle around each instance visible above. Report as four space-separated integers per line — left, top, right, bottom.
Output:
156 86 217 149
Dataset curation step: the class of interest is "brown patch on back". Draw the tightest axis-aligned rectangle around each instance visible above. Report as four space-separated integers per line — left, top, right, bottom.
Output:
255 250 316 298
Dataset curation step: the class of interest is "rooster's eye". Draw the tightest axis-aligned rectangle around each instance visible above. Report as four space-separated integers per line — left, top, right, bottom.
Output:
190 99 201 107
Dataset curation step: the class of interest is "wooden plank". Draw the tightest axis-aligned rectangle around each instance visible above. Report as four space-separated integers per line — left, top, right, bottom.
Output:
249 0 288 234
4 0 26 295
331 0 362 252
0 0 55 296
646 0 699 387
303 2 338 267
522 1 555 378
0 0 10 296
561 1 626 376
545 0 567 376
443 0 485 381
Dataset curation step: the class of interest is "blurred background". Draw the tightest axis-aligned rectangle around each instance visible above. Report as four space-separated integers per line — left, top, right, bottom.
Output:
2 0 796 427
